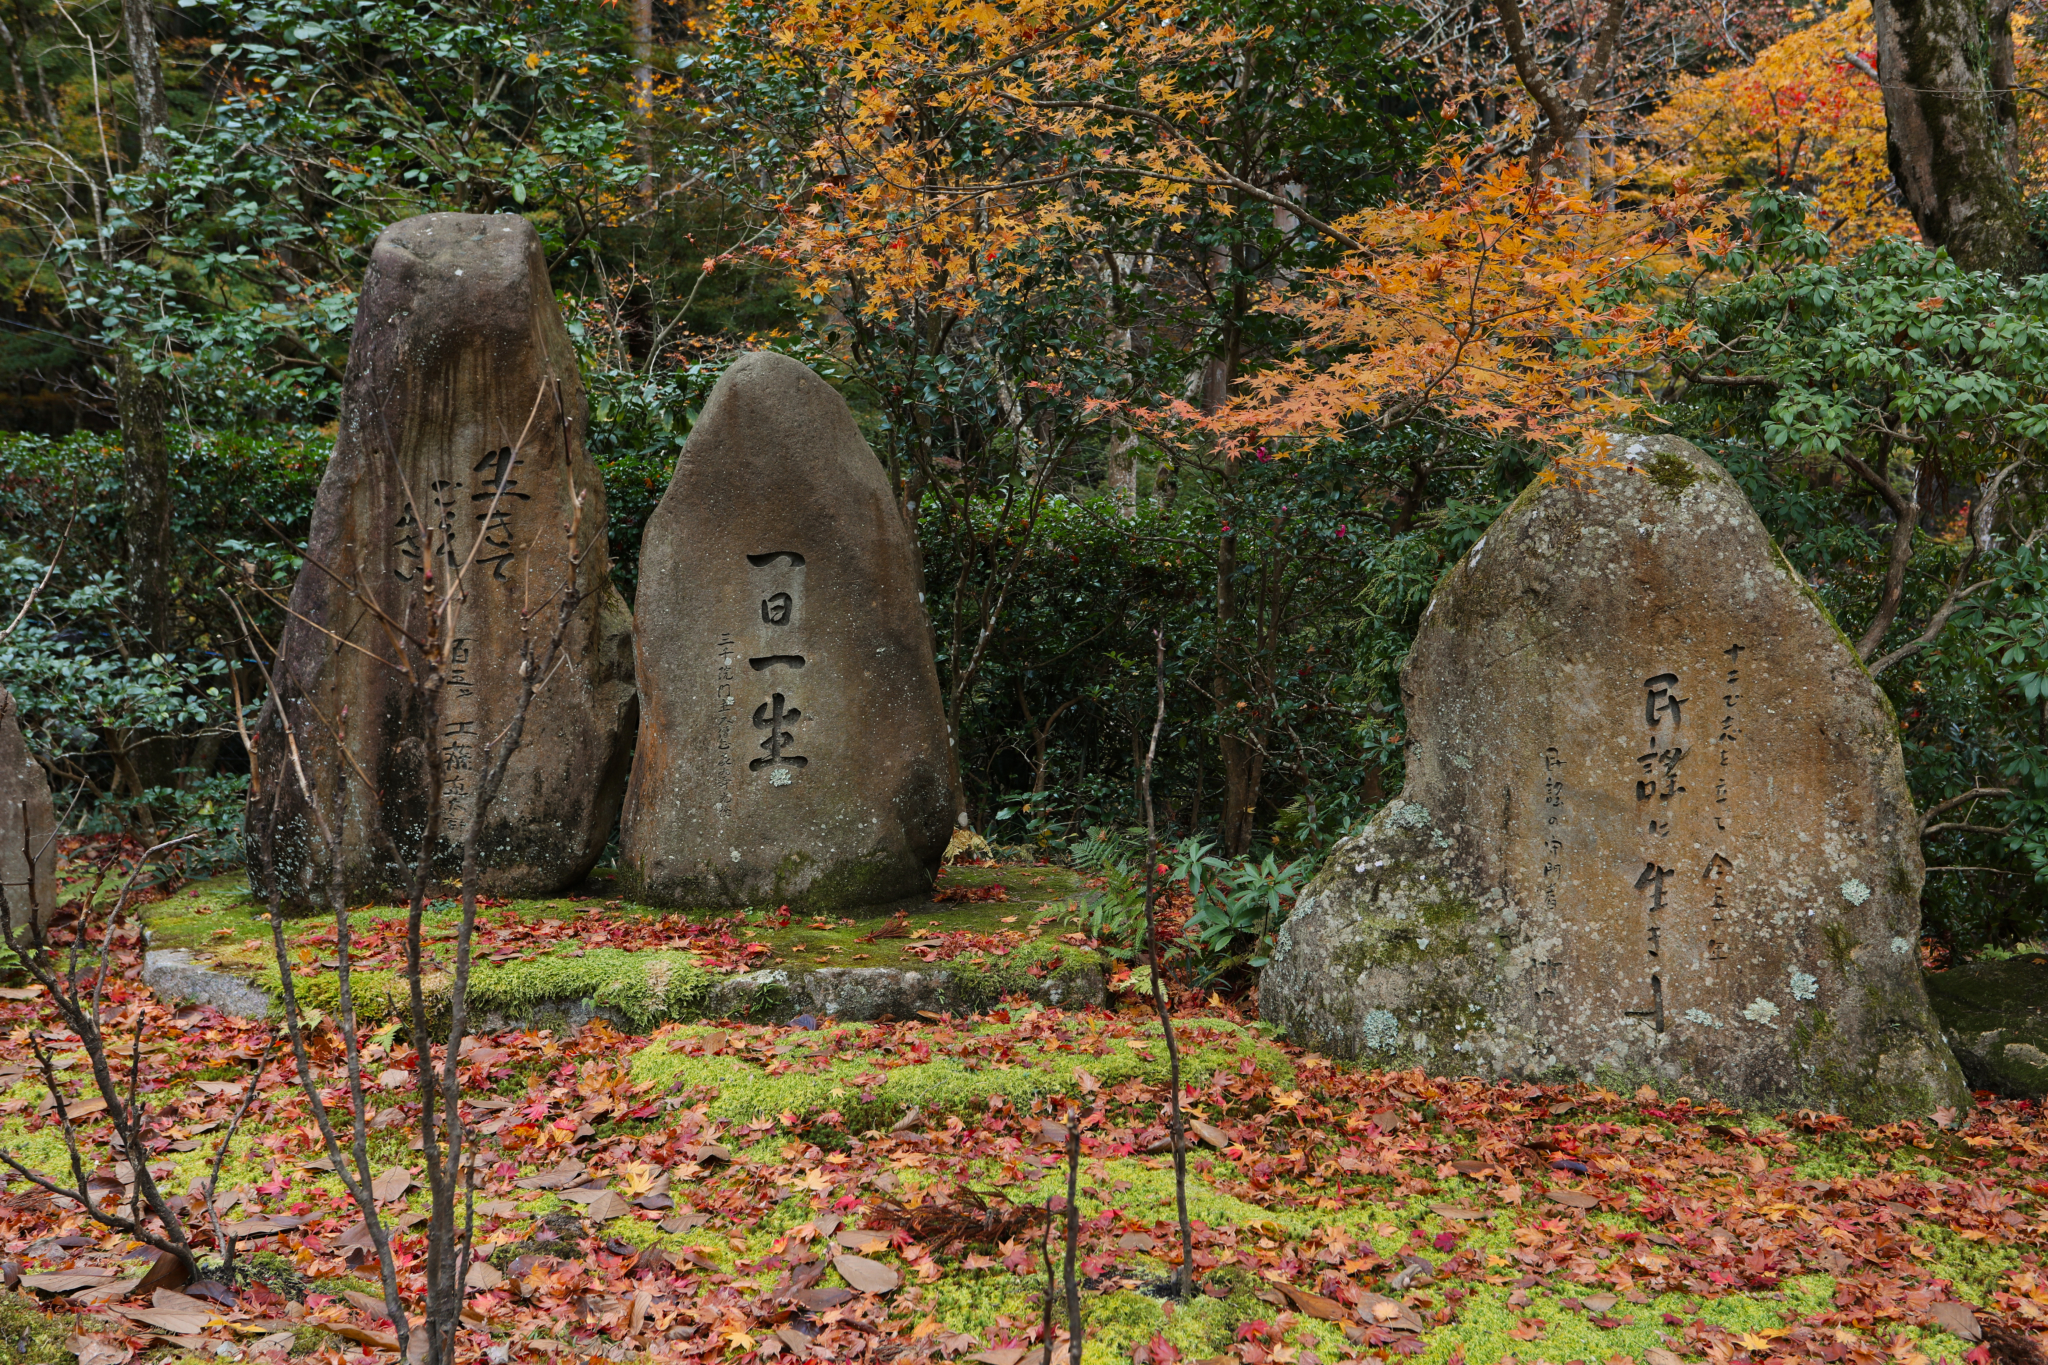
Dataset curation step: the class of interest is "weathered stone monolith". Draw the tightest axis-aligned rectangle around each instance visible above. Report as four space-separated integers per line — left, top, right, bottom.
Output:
1262 435 1967 1121
247 213 636 910
0 683 55 935
621 351 960 911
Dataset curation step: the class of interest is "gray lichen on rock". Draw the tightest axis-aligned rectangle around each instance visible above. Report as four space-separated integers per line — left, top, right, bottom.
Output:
1262 434 1967 1122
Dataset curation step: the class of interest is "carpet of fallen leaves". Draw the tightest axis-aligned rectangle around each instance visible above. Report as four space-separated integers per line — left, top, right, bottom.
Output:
291 909 775 976
0 914 2044 1365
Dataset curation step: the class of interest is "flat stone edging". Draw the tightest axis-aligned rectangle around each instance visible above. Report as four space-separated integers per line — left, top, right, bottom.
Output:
142 948 1106 1033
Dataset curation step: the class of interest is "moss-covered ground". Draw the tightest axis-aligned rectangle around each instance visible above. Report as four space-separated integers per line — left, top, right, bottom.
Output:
140 862 1098 1029
0 870 2042 1365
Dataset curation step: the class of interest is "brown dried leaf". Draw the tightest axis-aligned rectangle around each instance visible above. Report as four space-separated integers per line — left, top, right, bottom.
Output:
1268 1280 1345 1321
1930 1301 1982 1341
833 1253 901 1294
116 1304 211 1336
1430 1203 1488 1221
371 1167 413 1204
133 1248 188 1298
67 1334 132 1365
20 1272 118 1293
328 1324 399 1351
562 1189 629 1221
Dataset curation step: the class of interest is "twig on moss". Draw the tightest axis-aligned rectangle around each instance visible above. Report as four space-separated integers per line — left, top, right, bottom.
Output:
1062 1112 1083 1363
1136 624 1194 1298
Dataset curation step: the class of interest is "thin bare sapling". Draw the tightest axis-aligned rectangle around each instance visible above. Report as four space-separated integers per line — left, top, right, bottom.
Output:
237 377 596 1364
0 823 217 1281
1137 625 1196 1298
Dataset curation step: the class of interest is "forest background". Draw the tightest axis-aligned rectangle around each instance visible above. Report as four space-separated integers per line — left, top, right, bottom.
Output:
1 0 2045 969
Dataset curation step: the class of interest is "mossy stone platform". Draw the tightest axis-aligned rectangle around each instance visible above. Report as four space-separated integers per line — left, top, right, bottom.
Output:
1925 952 2048 1098
139 864 1107 1031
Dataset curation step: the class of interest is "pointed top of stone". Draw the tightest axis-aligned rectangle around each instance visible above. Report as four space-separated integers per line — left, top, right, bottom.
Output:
622 351 960 912
246 213 637 910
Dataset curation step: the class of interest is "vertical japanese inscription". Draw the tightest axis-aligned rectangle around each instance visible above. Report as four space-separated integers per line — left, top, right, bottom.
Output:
744 551 808 787
1714 644 1743 831
469 445 529 580
713 633 738 811
440 637 477 824
1627 670 1687 1029
1535 747 1566 1003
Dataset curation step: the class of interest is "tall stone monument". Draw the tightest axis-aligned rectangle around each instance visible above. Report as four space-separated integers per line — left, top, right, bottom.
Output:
622 351 960 912
0 683 56 935
247 214 636 910
1263 435 1967 1121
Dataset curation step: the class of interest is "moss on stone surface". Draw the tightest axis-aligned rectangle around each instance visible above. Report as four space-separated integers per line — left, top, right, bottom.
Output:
1644 449 1701 497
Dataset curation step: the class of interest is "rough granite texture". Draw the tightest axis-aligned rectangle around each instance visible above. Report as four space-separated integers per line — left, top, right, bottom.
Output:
0 682 55 933
621 352 961 912
244 213 637 911
141 949 275 1021
1262 435 1967 1122
1924 956 2048 1098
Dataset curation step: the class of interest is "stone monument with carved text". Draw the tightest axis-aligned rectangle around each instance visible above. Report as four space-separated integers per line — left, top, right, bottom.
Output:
1262 435 1967 1120
246 213 637 910
621 351 960 912
0 682 55 934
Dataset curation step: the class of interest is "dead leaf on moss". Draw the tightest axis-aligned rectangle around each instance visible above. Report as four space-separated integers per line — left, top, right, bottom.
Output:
1268 1279 1345 1320
67 1334 132 1365
1930 1301 1982 1340
833 1253 900 1294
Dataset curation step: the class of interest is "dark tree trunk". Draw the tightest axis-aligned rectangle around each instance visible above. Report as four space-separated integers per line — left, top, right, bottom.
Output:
115 353 172 650
1219 734 1264 856
1873 0 2040 273
116 0 173 655
631 0 654 205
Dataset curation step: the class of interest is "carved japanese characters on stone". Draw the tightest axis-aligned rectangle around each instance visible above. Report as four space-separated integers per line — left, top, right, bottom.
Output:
622 351 960 912
246 213 637 910
1260 435 1966 1121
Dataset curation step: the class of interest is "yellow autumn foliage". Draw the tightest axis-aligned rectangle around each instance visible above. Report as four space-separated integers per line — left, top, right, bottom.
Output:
1201 160 1719 452
1648 0 2047 254
744 0 1239 330
1645 1 1902 251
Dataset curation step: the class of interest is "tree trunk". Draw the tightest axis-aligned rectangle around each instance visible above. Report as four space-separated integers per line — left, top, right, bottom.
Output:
0 15 32 125
1105 433 1138 516
120 0 167 169
117 0 173 653
631 0 655 206
1219 734 1264 856
114 350 172 653
1873 0 2039 273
